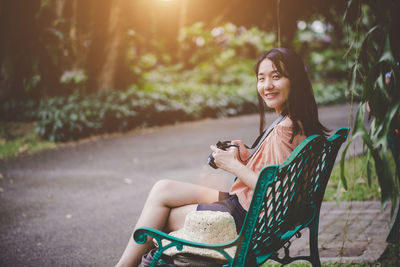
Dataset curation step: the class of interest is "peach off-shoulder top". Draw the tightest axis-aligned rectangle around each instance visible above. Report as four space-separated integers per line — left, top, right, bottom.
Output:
229 118 306 210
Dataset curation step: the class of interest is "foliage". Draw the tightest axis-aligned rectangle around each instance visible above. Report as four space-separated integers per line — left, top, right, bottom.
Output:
11 79 348 143
0 100 38 121
376 243 400 266
33 85 258 142
2 21 352 142
312 81 350 105
293 16 361 99
131 23 276 81
309 48 351 81
0 0 351 101
294 16 355 77
135 21 351 110
340 0 400 211
324 155 391 202
261 244 400 267
1 21 350 142
178 22 275 66
0 122 55 159
60 69 88 88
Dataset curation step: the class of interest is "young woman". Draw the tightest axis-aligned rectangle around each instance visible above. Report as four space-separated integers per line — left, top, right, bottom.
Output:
116 48 329 267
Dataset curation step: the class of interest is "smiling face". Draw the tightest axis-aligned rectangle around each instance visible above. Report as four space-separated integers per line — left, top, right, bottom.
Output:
257 58 290 114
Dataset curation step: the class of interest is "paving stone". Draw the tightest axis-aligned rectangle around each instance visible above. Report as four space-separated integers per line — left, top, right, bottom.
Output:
288 201 393 263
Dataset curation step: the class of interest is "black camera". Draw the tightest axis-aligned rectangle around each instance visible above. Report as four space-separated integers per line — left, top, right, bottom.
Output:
207 141 238 169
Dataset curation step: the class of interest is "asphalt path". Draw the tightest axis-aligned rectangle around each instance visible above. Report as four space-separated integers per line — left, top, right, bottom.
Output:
0 103 361 266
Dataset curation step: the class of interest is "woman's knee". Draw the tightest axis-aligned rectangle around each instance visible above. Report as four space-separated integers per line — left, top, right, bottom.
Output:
151 179 175 193
148 179 176 202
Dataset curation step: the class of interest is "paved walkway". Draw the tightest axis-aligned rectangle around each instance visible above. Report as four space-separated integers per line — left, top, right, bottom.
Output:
289 201 392 264
0 103 393 266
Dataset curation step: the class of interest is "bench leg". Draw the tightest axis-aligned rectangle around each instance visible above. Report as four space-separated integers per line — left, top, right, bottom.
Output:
309 219 322 267
387 132 400 244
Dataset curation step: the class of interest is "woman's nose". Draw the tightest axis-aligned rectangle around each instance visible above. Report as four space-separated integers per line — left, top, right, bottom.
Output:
263 79 274 90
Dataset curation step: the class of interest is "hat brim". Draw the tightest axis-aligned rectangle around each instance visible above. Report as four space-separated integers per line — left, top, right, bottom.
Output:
158 229 237 261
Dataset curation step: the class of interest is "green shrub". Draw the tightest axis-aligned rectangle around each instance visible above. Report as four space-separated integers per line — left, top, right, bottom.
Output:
34 85 259 142
33 79 350 142
313 80 356 105
323 154 395 202
12 70 351 142
0 99 38 121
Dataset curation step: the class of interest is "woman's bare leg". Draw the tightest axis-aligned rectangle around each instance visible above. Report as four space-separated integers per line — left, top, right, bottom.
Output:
116 179 219 267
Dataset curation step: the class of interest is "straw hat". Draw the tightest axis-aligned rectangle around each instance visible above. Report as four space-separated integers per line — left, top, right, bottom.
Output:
158 211 238 260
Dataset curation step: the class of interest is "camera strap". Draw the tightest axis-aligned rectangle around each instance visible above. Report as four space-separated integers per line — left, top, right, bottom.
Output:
241 112 287 163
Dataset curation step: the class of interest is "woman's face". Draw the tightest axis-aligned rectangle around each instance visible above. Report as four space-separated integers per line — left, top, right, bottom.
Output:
257 58 290 114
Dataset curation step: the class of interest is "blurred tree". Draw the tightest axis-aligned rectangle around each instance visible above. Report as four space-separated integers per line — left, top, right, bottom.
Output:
65 0 134 93
95 0 128 92
0 0 43 100
277 0 347 48
0 0 350 102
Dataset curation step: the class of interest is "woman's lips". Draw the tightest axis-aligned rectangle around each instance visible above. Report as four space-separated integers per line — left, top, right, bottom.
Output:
265 92 279 99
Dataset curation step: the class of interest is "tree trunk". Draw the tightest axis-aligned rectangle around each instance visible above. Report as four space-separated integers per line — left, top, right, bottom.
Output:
54 0 67 18
178 0 188 60
0 0 41 101
97 0 126 91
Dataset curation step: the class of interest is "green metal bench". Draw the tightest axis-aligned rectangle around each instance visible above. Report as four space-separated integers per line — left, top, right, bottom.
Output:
134 127 349 267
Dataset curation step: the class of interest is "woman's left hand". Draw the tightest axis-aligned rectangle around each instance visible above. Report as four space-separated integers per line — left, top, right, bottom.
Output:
210 144 259 189
210 145 242 173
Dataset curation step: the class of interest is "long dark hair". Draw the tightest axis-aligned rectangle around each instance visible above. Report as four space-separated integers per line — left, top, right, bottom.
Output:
255 48 329 141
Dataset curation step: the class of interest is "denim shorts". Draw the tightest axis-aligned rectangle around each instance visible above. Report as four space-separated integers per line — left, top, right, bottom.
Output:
197 192 246 233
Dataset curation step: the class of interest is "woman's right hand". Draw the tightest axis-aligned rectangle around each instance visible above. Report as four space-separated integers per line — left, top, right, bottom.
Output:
231 140 251 163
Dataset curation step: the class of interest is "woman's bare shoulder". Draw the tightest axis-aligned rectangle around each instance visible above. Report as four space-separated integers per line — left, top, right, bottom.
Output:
275 117 305 136
277 116 292 127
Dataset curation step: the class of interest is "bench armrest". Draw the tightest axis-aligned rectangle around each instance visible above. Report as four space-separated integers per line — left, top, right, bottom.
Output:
134 227 238 263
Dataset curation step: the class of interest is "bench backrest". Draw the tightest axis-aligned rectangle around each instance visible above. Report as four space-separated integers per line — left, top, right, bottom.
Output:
233 127 349 266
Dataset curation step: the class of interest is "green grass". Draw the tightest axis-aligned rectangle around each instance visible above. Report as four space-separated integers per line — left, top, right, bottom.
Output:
260 255 400 266
259 243 400 266
261 262 365 266
324 155 384 202
0 122 55 159
260 243 400 266
376 243 400 266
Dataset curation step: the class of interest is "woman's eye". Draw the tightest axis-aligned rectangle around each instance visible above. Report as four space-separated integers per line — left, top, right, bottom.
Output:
272 74 280 79
258 77 264 81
